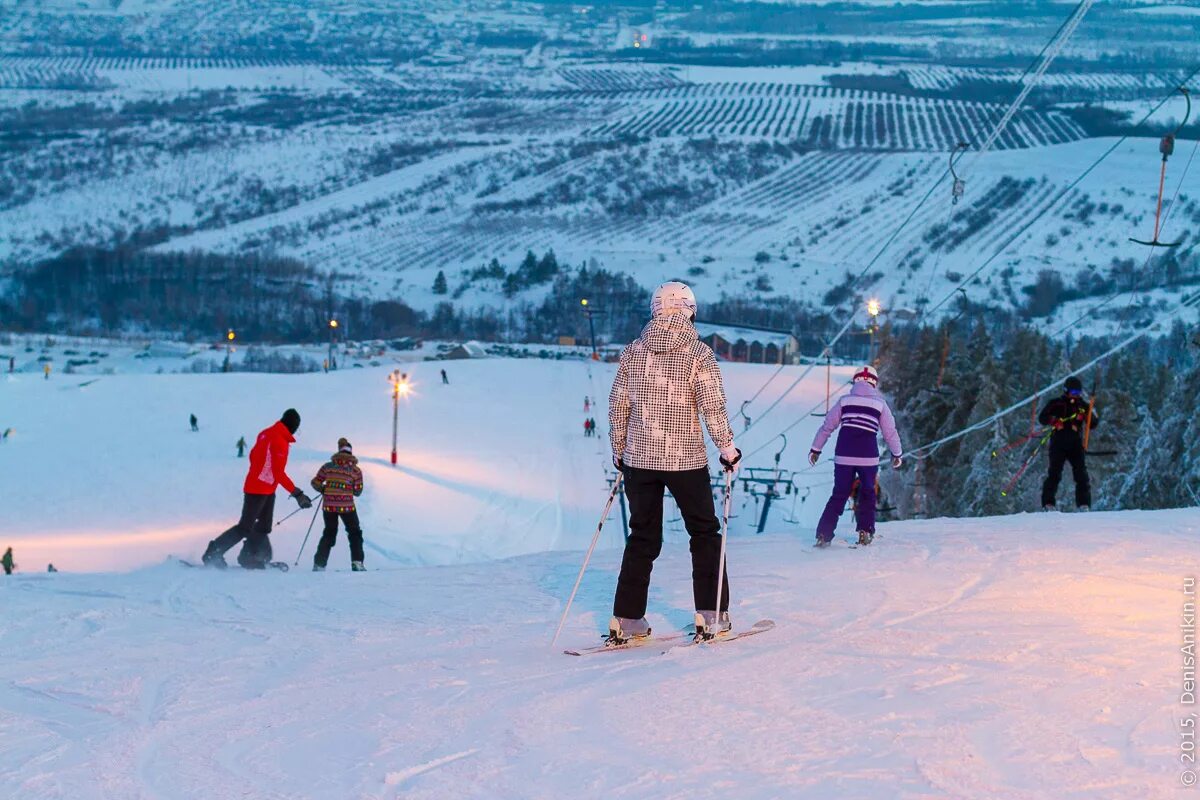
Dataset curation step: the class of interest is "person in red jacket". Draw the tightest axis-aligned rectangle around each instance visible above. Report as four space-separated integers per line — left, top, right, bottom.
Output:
203 408 313 569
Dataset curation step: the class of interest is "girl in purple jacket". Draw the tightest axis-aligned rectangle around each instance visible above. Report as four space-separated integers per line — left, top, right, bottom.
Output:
808 366 903 547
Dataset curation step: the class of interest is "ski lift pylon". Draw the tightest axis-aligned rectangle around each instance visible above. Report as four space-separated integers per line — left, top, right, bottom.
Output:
949 141 970 205
1130 86 1191 248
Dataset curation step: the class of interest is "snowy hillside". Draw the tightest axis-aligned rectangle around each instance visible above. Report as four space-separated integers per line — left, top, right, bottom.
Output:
0 356 840 572
3 0 1199 339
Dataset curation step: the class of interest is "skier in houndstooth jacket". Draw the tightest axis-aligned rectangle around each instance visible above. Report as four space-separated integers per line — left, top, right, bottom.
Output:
607 281 741 643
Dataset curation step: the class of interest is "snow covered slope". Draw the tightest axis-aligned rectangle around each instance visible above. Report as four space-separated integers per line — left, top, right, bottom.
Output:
2 355 1195 798
0 356 837 572
1 511 1194 798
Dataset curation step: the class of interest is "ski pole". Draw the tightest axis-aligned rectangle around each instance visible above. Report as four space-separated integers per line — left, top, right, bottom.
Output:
713 467 734 628
991 427 1044 458
274 505 307 527
1000 429 1053 497
551 473 624 648
293 502 323 566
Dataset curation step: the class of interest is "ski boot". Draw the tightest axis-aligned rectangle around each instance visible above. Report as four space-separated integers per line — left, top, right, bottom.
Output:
1042 504 1057 512
1077 505 1090 513
351 561 366 572
813 537 832 549
605 616 651 646
201 541 228 569
693 610 732 642
856 530 874 546
312 564 325 572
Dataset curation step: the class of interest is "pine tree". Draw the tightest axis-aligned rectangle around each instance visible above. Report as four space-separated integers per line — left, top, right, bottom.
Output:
432 270 448 295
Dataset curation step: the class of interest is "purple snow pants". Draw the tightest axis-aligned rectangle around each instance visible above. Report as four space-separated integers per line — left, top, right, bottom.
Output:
815 464 878 541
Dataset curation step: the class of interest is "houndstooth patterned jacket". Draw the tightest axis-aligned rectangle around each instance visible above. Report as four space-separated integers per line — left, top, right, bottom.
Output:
609 313 734 471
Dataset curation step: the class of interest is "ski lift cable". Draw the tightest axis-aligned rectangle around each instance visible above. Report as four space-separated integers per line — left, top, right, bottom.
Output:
736 18 1150 450
740 169 951 441
924 63 1200 319
906 291 1200 460
740 362 786 410
1047 134 1200 340
741 379 854 462
960 0 1095 179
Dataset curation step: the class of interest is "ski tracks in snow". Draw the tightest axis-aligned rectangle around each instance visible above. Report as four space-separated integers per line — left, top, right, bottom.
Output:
1 514 1192 799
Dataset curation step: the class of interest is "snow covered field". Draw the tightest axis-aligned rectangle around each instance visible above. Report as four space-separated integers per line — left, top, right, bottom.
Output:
1 356 1196 798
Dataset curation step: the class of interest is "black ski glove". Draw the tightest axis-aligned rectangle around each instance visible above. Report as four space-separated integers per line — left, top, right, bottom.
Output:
613 456 625 472
291 488 314 509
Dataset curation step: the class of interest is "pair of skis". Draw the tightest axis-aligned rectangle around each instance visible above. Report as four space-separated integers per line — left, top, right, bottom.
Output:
177 558 290 572
564 619 775 657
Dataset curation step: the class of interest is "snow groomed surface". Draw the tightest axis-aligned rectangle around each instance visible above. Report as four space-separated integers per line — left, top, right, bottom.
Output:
1 357 1195 798
2 512 1194 798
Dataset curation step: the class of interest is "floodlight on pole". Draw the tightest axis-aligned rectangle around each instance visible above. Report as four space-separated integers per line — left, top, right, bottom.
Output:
866 300 882 365
580 298 600 360
328 319 338 371
389 369 410 465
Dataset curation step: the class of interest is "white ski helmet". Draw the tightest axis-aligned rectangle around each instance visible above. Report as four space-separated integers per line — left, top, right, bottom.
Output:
852 365 878 386
650 281 697 319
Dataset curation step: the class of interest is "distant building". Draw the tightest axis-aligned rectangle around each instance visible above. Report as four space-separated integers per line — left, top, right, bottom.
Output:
445 341 488 360
695 323 799 365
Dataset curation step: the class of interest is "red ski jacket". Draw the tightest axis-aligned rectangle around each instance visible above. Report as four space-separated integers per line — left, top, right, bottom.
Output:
243 421 297 495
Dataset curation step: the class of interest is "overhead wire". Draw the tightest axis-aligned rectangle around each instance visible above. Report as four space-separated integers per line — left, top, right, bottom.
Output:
906 291 1200 460
1048 134 1199 339
924 64 1200 319
960 0 1095 177
738 169 950 442
739 1 1104 451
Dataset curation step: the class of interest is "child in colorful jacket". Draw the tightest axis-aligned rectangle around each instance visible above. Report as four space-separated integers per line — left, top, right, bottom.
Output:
311 438 366 571
808 365 903 547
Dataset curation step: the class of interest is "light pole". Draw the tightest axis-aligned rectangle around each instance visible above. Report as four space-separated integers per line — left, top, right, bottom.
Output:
580 298 600 360
389 369 410 466
328 318 338 371
224 329 235 373
866 299 881 365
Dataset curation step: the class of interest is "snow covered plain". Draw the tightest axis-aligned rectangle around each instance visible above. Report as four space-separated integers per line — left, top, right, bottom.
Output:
1 356 1196 798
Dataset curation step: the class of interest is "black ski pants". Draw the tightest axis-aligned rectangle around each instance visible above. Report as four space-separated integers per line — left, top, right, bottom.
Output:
613 466 728 619
212 492 275 567
1041 435 1091 508
314 510 364 567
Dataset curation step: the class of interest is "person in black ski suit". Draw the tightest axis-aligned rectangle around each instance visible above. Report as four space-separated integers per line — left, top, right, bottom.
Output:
1039 376 1099 511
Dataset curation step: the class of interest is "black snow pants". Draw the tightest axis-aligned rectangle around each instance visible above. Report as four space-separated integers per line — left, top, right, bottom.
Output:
1041 435 1091 508
613 466 728 619
211 493 276 567
314 510 364 568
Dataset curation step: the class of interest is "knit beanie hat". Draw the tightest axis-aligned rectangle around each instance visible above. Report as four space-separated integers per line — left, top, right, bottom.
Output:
281 408 301 434
338 437 353 453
